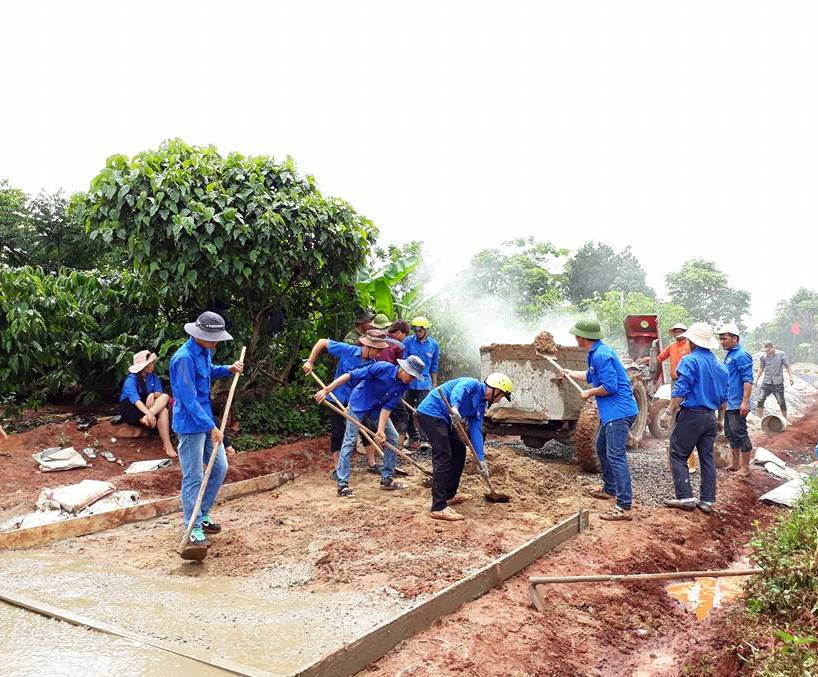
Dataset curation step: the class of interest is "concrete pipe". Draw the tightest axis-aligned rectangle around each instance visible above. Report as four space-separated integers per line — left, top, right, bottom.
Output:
761 413 788 434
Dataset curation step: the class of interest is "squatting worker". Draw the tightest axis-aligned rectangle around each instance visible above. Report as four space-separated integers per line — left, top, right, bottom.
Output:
402 316 440 450
169 311 244 554
343 308 375 345
315 355 426 497
560 319 639 522
755 340 794 419
303 330 389 476
718 324 755 476
417 373 513 522
378 320 411 449
119 350 176 458
661 322 727 514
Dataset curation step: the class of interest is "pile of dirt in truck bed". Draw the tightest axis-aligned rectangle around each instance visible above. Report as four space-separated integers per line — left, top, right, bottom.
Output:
37 445 579 599
534 330 559 355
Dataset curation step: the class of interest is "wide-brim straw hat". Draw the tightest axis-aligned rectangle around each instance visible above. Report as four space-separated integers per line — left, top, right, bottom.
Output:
359 329 389 349
680 322 720 350
184 311 233 342
129 350 158 373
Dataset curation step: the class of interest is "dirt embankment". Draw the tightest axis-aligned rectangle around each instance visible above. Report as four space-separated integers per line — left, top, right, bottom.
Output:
0 418 322 518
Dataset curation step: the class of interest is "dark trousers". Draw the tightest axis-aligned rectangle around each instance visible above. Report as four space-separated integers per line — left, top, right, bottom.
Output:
329 409 346 454
757 383 787 417
405 389 430 441
419 413 466 511
670 408 717 502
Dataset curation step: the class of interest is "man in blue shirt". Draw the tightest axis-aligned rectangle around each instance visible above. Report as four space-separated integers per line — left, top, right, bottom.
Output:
717 323 755 477
560 319 639 521
303 331 388 470
169 311 244 557
417 373 513 522
402 316 440 450
660 322 728 513
315 356 425 497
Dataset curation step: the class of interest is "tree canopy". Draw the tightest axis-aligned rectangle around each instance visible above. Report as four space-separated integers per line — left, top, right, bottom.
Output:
665 259 751 328
564 241 654 304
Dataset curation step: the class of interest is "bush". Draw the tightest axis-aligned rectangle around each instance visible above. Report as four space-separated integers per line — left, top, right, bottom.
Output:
0 266 165 402
235 384 326 439
742 477 818 673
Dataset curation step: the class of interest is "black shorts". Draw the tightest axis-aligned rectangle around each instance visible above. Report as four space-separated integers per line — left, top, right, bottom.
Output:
120 400 146 426
724 409 753 452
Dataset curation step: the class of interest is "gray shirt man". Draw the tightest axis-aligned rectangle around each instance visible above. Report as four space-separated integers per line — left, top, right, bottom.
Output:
757 350 790 386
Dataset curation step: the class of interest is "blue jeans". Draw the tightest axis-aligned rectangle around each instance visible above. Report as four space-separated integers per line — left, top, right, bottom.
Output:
595 415 635 509
337 412 397 485
177 432 228 530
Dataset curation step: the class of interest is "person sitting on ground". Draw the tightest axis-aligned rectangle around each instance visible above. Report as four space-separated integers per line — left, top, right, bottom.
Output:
343 308 375 345
560 319 640 522
315 355 426 497
417 373 513 522
660 323 728 514
119 350 176 458
303 329 388 476
718 324 755 477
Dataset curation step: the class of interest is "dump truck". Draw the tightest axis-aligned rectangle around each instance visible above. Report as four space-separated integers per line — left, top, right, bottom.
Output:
480 326 651 472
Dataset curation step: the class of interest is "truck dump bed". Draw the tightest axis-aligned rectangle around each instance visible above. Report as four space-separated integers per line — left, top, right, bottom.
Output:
479 343 587 423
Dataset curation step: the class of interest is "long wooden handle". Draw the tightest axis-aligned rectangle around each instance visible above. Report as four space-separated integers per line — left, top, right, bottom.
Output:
529 568 761 585
318 397 432 476
538 352 585 396
306 370 388 461
178 346 246 551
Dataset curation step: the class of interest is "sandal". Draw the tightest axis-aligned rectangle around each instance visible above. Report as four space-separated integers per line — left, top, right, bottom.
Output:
599 506 633 521
81 447 97 460
100 451 116 463
586 487 616 500
337 485 354 498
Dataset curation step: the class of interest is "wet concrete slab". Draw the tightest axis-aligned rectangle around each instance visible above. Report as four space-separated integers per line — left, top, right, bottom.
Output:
0 550 411 675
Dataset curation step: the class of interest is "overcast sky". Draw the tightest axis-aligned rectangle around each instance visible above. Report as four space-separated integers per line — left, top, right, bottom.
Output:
2 1 815 327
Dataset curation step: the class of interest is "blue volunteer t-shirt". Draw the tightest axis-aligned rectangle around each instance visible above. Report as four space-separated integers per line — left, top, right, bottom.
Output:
402 334 439 390
723 344 754 410
672 347 728 411
586 341 639 425
347 362 411 419
418 377 488 460
327 339 373 406
119 372 163 404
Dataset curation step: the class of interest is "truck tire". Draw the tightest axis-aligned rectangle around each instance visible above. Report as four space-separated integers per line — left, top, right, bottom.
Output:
574 402 600 473
628 380 649 448
647 399 671 439
521 435 546 449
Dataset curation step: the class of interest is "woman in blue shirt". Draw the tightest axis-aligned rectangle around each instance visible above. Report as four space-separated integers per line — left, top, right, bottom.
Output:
119 349 176 458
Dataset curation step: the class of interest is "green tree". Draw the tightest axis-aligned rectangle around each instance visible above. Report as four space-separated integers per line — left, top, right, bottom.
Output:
81 139 376 381
665 259 751 327
564 241 654 304
582 291 692 350
466 237 568 321
752 288 818 361
0 180 31 266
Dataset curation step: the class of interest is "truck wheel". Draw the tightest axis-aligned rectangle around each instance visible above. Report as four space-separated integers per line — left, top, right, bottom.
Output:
521 436 546 449
628 380 649 448
647 399 671 439
574 402 600 473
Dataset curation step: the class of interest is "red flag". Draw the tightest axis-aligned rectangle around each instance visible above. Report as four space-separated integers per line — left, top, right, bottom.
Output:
791 322 801 336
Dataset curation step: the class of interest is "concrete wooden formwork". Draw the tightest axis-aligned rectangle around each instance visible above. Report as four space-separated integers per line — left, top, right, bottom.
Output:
291 510 590 677
0 470 295 550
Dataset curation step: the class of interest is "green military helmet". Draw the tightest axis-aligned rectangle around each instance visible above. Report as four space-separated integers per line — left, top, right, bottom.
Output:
569 318 604 340
370 313 391 330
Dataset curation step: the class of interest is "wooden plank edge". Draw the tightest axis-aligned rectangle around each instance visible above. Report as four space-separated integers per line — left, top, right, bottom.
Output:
0 470 295 550
291 510 589 677
0 589 273 677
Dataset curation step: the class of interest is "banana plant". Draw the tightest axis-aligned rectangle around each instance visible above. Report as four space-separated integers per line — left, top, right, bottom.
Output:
356 253 420 319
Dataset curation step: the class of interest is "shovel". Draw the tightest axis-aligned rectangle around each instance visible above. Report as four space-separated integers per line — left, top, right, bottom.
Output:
307 370 424 477
178 345 246 561
435 388 510 503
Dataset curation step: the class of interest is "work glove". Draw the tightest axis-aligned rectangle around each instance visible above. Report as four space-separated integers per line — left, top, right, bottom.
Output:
478 460 490 478
659 409 672 427
450 407 463 426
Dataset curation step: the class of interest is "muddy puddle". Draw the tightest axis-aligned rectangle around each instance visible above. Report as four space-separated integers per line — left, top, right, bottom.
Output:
666 574 749 620
0 550 411 675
